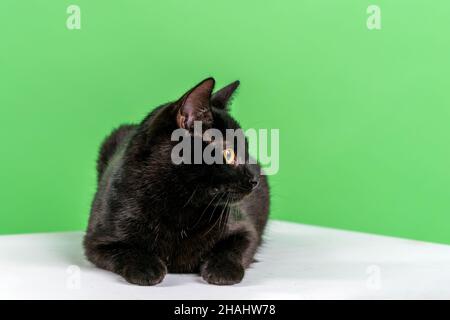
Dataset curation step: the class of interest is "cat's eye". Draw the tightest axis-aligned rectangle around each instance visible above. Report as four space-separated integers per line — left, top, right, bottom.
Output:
223 148 236 165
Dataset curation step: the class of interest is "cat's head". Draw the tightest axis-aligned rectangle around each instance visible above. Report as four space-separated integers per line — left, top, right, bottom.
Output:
133 78 260 206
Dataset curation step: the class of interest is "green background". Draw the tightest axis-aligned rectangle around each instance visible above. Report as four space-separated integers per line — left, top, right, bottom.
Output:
1 1 450 244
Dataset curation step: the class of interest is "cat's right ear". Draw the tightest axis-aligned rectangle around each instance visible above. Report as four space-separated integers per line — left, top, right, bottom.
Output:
176 78 215 130
211 80 240 110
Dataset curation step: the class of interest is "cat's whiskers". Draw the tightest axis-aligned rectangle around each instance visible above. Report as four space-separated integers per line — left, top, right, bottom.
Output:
209 192 226 222
182 186 198 208
188 192 220 230
218 196 231 234
203 194 230 237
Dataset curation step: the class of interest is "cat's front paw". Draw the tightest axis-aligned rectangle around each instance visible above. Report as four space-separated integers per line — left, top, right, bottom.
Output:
121 257 167 286
201 255 244 285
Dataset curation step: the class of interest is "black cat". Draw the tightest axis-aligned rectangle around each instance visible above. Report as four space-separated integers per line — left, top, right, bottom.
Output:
84 78 270 285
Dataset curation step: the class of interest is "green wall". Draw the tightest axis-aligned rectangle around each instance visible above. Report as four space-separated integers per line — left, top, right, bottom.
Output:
1 1 450 244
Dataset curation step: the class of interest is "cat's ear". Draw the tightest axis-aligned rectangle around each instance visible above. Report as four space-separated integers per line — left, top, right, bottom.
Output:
211 80 240 110
176 78 215 130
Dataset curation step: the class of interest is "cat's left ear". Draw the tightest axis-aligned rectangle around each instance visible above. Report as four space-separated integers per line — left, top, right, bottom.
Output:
176 78 215 130
211 80 240 110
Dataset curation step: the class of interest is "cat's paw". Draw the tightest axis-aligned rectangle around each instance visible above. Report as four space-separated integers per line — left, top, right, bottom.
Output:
121 257 167 286
201 255 244 285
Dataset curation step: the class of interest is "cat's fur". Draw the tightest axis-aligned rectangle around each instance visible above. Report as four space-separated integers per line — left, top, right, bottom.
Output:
84 78 270 285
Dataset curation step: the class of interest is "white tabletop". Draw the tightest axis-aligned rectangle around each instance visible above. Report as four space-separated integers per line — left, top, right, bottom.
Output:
1 220 449 300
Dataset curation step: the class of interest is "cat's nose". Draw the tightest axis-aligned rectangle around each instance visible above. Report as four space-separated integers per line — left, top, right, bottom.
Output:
249 177 259 190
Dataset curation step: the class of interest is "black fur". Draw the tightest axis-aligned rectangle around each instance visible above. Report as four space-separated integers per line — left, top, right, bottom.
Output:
84 78 270 285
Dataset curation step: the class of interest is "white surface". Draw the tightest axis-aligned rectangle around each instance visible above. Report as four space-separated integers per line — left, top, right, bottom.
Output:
0 220 449 299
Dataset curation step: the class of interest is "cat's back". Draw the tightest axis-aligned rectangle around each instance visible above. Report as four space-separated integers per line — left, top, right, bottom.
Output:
96 104 168 179
87 125 137 232
96 124 137 180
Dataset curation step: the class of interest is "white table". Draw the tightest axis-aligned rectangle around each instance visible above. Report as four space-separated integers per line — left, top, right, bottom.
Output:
1 220 449 299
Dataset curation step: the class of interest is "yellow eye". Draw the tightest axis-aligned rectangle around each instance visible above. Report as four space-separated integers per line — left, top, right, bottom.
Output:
223 148 236 165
